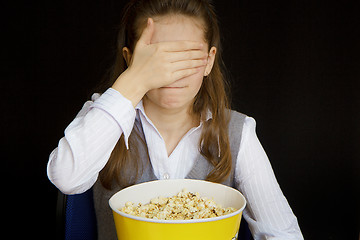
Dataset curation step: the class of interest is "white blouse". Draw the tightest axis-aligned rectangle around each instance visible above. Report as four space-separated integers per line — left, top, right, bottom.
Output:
47 88 303 239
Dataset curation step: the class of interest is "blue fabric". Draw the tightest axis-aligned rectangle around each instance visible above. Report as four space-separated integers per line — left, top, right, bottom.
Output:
238 217 253 240
239 218 253 240
65 188 97 240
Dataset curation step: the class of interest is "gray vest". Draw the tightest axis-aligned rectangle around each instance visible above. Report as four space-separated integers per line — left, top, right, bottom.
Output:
93 110 246 240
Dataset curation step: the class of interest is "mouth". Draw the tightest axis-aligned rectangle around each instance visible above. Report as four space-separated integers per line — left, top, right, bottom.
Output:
160 86 186 89
161 78 189 89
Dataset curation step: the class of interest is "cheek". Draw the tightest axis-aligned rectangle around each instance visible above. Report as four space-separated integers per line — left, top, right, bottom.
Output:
188 71 204 90
166 68 205 88
184 63 206 81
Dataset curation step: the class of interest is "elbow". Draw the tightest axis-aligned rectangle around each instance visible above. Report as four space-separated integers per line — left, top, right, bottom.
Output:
47 169 90 195
47 163 79 195
47 149 85 195
50 180 78 195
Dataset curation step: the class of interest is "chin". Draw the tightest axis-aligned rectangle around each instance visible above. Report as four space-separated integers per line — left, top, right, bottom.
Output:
145 86 199 111
145 94 192 111
157 97 188 109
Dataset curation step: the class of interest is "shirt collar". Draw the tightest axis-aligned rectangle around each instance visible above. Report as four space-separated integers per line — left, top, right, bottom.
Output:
135 100 146 118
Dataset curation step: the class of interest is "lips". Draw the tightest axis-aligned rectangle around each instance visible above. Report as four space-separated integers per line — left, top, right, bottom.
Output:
161 78 188 89
160 86 185 89
160 83 187 89
161 82 187 88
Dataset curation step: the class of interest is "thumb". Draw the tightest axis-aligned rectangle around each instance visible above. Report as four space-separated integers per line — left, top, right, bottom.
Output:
138 18 154 45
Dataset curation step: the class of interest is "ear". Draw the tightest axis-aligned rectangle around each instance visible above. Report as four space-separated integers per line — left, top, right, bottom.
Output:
204 46 217 77
122 47 132 66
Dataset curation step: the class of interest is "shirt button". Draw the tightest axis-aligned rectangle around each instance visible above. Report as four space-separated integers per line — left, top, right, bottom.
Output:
163 173 170 180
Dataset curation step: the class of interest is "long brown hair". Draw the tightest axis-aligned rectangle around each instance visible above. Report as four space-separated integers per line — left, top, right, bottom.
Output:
99 0 232 189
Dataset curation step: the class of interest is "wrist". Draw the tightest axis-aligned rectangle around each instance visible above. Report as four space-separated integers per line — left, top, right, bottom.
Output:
111 70 147 107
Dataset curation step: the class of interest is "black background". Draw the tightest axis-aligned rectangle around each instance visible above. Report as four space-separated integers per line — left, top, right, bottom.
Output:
2 0 359 239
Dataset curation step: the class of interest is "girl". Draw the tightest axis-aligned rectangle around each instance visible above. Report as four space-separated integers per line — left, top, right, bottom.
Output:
47 0 303 239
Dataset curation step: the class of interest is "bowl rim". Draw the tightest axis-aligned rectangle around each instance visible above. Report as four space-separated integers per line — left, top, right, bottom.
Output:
109 179 247 224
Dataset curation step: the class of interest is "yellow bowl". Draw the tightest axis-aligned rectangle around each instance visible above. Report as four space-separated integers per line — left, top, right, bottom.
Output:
109 179 246 240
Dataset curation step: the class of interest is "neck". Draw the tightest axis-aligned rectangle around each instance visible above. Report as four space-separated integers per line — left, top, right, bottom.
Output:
143 98 199 134
142 97 199 155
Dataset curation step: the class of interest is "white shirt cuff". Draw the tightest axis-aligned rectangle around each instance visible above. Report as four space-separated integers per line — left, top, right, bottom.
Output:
91 88 135 148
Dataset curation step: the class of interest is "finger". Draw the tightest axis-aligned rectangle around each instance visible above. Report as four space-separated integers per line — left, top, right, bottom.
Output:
157 41 204 52
168 50 208 63
138 18 155 45
171 59 207 71
171 67 201 81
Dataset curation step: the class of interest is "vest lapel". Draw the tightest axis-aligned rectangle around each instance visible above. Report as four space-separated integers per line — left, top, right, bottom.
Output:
133 116 158 183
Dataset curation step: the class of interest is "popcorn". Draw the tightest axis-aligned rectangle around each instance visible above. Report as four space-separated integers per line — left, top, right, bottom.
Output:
120 189 237 220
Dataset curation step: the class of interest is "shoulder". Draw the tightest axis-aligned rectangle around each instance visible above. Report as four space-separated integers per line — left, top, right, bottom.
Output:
228 110 257 142
229 110 247 120
229 110 256 128
228 110 247 128
227 110 250 147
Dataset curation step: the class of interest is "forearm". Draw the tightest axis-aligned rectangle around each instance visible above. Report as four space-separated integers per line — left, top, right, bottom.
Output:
47 108 122 194
47 89 136 194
